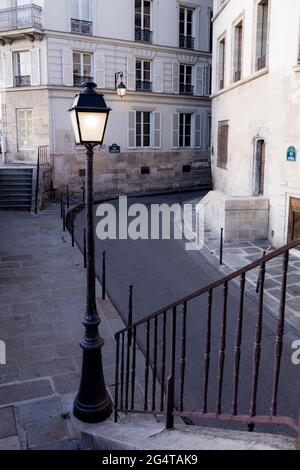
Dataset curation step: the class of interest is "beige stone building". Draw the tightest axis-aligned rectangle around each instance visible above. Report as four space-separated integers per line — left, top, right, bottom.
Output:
0 0 213 194
201 0 300 247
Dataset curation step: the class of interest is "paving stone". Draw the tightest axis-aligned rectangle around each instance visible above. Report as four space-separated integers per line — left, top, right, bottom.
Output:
0 380 54 406
56 342 81 358
0 365 19 385
9 302 40 316
8 345 55 366
287 284 300 297
26 416 70 449
34 438 79 451
17 395 63 424
0 436 21 450
0 305 9 316
0 407 17 438
19 358 78 380
53 372 80 394
23 331 72 348
1 255 33 262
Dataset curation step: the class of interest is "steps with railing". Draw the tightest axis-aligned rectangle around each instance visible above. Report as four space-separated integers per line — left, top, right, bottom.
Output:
114 239 300 449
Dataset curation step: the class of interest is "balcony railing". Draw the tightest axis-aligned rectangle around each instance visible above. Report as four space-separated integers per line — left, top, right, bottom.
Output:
256 55 266 71
15 75 31 87
73 74 93 87
71 18 93 36
135 28 153 44
136 80 152 92
179 34 195 50
0 4 42 32
179 83 194 95
234 70 241 82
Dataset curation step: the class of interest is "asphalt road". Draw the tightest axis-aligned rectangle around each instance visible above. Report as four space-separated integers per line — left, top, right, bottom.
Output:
74 191 300 438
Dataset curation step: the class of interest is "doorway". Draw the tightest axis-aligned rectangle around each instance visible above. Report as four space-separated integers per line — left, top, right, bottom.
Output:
254 139 266 196
288 197 300 245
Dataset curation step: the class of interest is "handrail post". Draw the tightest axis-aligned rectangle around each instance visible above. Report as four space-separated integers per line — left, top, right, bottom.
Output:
34 151 40 214
166 307 177 430
67 185 70 209
128 285 133 347
60 192 63 219
62 202 66 232
220 227 224 266
71 220 75 248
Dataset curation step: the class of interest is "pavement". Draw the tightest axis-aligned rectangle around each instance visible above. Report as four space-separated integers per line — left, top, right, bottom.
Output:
0 206 121 450
73 191 300 439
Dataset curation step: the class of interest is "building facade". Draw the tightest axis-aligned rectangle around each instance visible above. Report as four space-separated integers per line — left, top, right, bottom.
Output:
0 0 213 194
203 0 300 247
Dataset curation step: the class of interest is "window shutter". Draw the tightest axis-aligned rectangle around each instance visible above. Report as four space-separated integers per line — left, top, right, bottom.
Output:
62 48 73 86
127 56 136 91
154 61 163 93
195 64 205 96
0 53 4 87
153 112 161 149
128 111 136 149
204 65 211 96
194 114 202 148
172 112 179 148
4 52 13 88
217 121 229 169
30 49 40 86
172 62 179 94
94 53 105 88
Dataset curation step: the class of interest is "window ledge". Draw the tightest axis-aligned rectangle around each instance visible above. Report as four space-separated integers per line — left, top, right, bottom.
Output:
212 67 269 98
212 0 231 23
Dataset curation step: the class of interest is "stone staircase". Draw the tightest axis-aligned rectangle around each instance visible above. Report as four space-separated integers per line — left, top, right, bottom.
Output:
0 167 33 211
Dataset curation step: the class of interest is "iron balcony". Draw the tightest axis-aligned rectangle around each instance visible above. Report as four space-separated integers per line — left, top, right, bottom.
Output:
0 4 42 32
179 84 194 96
135 28 153 44
179 35 195 50
15 75 31 87
71 18 93 36
136 80 153 92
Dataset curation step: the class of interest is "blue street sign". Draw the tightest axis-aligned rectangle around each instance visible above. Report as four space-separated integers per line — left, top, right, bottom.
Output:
287 146 297 162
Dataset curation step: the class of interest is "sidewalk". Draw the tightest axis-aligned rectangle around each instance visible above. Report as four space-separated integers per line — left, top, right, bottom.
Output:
185 198 300 332
0 206 122 450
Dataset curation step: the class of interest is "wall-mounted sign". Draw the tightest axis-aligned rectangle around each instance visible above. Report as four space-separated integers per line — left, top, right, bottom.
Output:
287 146 297 162
109 143 121 154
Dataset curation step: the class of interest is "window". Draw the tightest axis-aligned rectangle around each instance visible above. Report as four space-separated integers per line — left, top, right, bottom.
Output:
179 113 191 148
179 6 194 49
17 109 33 150
136 111 151 147
71 0 92 34
179 64 193 95
218 37 226 90
73 52 93 86
135 0 152 43
256 0 269 71
209 10 213 53
15 51 31 87
233 21 243 82
217 120 229 169
136 60 152 92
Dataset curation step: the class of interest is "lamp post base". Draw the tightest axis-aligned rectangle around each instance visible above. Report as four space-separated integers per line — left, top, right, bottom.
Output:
74 393 113 424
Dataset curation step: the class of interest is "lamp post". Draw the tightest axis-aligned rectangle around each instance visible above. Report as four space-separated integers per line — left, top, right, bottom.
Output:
69 82 113 423
115 72 127 98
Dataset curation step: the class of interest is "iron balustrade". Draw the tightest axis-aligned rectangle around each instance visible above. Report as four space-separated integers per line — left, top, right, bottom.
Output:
114 239 300 449
71 18 93 35
135 28 153 44
15 75 31 87
179 35 195 50
234 70 242 82
136 80 153 92
256 55 266 71
0 4 42 32
34 145 51 214
179 84 194 96
73 74 94 87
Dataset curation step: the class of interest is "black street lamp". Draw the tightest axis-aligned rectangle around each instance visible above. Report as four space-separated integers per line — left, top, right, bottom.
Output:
115 72 127 98
69 82 113 423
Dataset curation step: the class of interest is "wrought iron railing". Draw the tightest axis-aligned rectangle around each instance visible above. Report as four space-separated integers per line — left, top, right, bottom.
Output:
136 80 152 92
71 18 93 35
179 35 195 50
114 239 300 449
73 74 93 87
35 145 51 214
135 28 153 43
256 55 266 71
15 75 31 87
234 70 242 82
179 83 194 95
0 4 42 32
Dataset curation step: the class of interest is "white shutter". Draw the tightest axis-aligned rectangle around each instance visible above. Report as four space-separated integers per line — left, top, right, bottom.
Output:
154 61 163 93
172 62 179 94
0 53 4 87
127 56 136 91
4 52 13 88
30 49 40 86
94 53 105 88
62 48 73 86
195 64 205 96
172 113 179 148
153 112 161 149
194 114 202 149
128 111 136 149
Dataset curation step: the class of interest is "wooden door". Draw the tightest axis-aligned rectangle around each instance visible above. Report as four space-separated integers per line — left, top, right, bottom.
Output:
288 197 300 245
